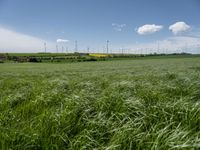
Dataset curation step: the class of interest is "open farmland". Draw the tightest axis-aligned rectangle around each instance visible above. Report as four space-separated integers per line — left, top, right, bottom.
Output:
0 57 200 149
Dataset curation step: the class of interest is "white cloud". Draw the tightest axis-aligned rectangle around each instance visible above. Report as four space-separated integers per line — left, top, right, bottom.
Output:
56 39 69 43
112 23 126 32
0 27 55 53
169 22 191 35
137 24 163 35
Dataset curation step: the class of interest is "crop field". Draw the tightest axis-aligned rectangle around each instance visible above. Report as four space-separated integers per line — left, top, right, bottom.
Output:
0 57 200 149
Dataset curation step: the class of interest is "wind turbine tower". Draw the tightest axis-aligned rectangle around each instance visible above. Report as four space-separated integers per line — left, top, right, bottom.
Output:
106 40 109 54
75 40 78 53
56 45 58 53
44 42 47 53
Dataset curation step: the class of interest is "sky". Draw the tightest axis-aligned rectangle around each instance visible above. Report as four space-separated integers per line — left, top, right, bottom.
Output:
0 0 200 53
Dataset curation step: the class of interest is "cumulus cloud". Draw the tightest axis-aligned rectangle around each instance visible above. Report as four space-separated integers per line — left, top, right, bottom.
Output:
169 22 191 35
137 24 163 35
56 39 69 43
112 23 126 32
0 27 55 52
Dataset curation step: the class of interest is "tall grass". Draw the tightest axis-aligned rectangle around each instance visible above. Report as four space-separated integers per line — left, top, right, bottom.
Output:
0 58 200 149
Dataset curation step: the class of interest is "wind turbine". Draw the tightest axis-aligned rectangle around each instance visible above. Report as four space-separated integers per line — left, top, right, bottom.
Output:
106 40 109 54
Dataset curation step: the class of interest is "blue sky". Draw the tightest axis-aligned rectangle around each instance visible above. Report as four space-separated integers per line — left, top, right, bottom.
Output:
0 0 200 53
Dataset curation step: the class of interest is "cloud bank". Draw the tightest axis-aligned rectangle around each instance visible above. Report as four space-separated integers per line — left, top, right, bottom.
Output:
137 24 163 35
169 22 191 35
0 27 55 53
130 36 200 54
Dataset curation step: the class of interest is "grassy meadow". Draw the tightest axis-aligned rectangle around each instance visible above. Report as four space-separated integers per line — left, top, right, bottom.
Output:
0 57 200 149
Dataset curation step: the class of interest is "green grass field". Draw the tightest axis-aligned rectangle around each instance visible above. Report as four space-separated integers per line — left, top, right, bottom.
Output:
0 57 200 149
